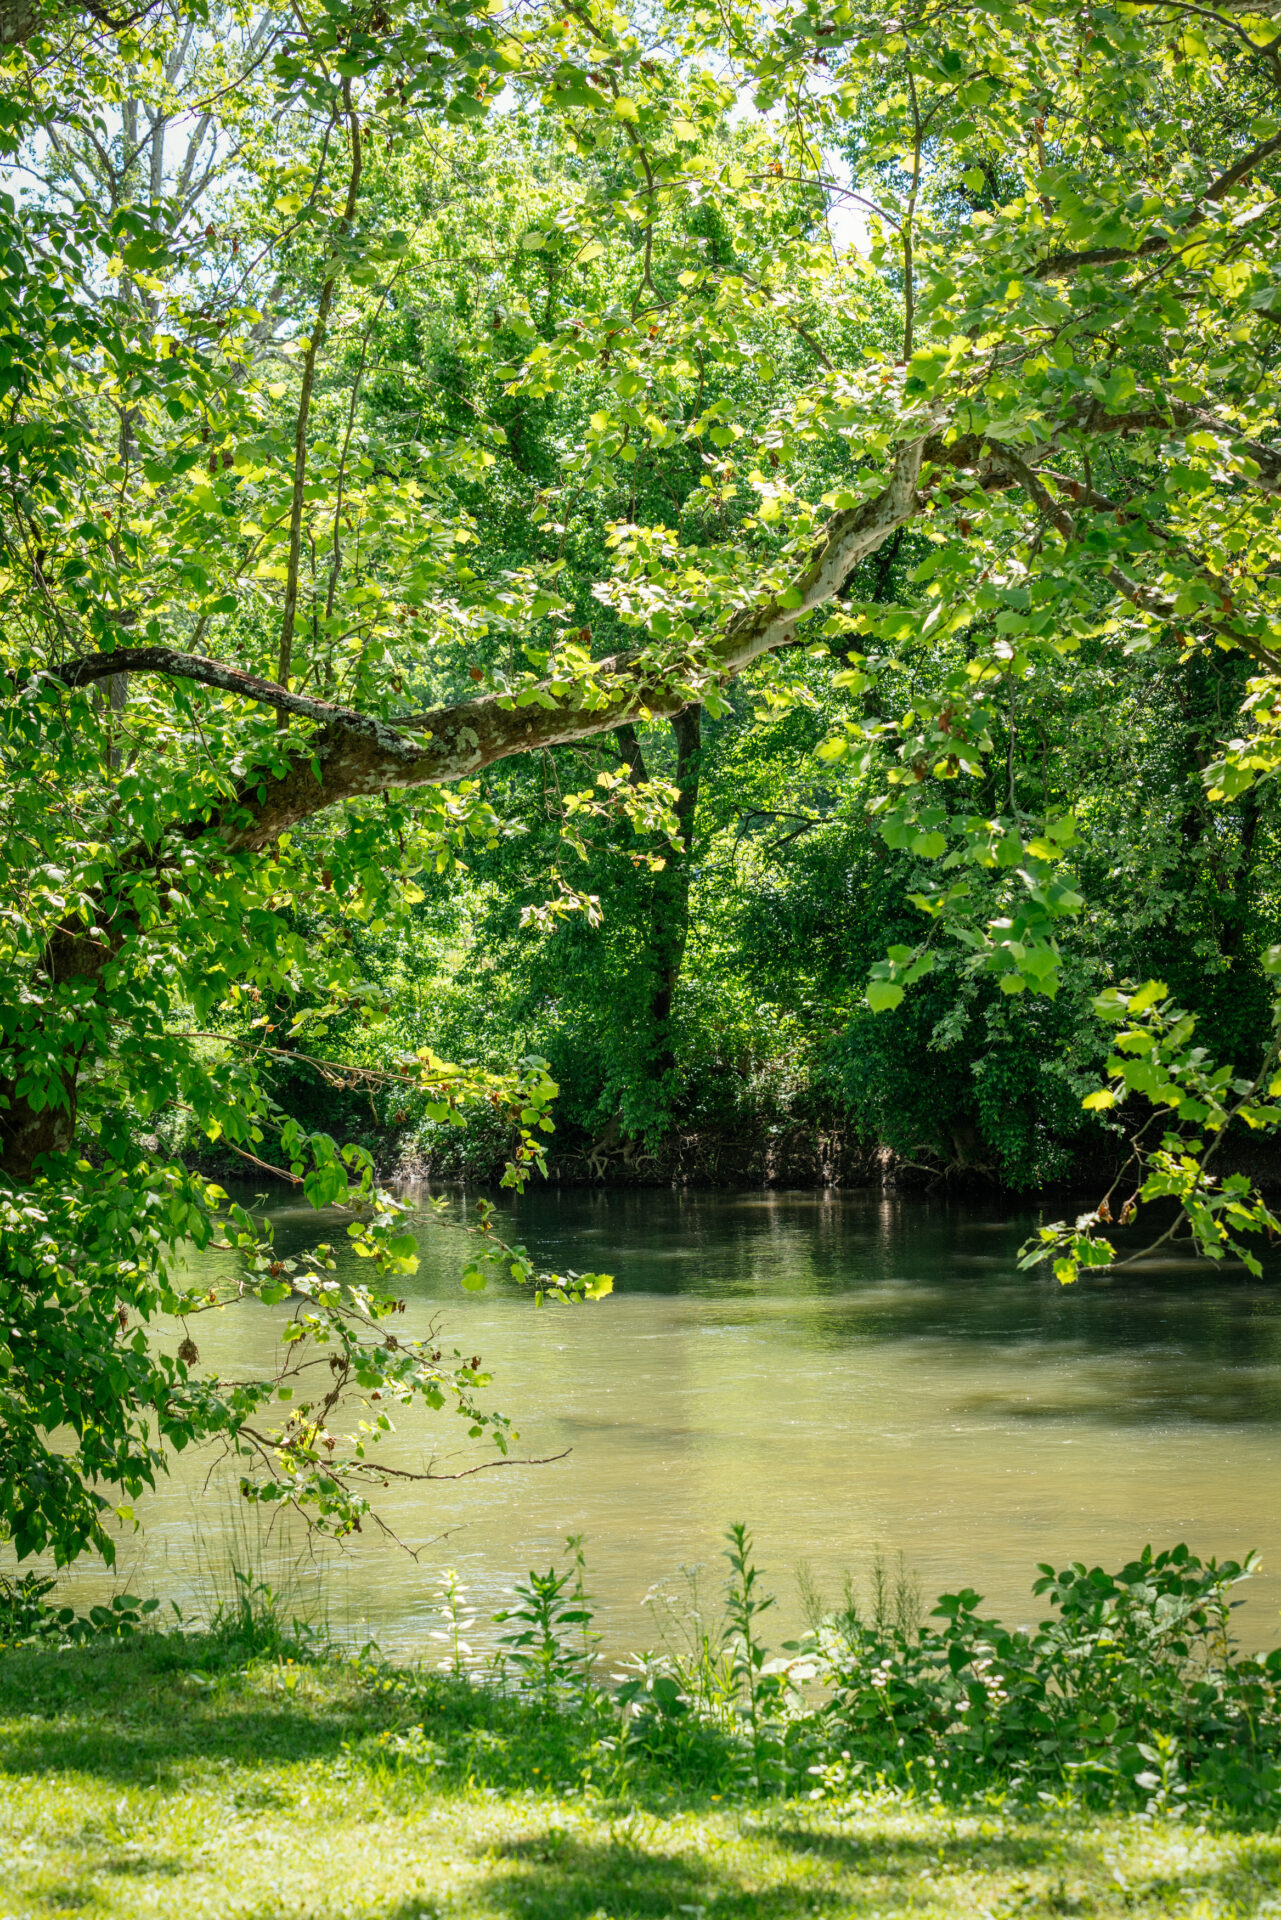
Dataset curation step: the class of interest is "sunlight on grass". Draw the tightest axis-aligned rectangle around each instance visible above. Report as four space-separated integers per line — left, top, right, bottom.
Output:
2 1634 1281 1919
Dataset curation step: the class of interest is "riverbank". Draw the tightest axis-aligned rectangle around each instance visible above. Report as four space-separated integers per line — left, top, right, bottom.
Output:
390 1123 1281 1198
3 1626 1279 1920
173 1080 1281 1195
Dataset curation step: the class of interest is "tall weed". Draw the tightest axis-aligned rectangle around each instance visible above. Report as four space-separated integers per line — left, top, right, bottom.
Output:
492 1538 600 1706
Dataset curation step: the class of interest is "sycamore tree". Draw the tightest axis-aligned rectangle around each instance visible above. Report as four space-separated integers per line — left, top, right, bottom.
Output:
2 0 1280 1565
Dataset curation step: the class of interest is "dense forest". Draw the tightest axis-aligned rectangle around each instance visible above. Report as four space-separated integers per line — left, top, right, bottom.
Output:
2 0 1281 1561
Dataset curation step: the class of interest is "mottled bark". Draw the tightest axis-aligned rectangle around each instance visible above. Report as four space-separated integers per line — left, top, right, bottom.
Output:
60 434 932 856
0 0 44 41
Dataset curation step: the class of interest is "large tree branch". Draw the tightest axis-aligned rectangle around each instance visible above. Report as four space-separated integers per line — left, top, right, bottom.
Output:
56 437 988 860
4 419 1248 1183
2 435 931 1181
66 402 1275 858
1082 400 1281 494
213 437 932 849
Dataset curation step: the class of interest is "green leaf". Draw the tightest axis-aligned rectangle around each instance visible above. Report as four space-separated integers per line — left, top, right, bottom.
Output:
910 831 946 859
1100 365 1137 412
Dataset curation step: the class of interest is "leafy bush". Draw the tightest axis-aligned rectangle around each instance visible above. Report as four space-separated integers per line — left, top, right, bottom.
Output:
0 1573 160 1649
599 1533 1281 1813
11 1536 1279 1819
493 1553 599 1708
805 1545 1281 1812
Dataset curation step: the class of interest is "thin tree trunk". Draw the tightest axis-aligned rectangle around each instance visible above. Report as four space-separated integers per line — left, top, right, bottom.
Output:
1222 787 1260 964
277 83 362 724
642 704 702 1086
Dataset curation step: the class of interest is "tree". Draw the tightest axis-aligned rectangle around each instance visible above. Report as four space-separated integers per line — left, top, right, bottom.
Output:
3 0 1281 1563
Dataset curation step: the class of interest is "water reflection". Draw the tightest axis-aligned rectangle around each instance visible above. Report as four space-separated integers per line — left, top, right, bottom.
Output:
27 1187 1281 1654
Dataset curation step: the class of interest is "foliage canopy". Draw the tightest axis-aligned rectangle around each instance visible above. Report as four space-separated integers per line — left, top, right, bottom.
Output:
2 0 1281 1562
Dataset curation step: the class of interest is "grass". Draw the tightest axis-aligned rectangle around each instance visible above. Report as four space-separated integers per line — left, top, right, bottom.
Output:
3 1628 1281 1919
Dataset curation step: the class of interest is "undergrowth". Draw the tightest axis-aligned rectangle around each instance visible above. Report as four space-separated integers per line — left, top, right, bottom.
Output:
6 1530 1280 1820
4 1540 1281 1919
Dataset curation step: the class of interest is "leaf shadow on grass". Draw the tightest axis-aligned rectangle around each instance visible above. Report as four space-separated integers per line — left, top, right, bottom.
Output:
447 1822 1281 1920
0 1699 363 1785
764 1818 1089 1874
1129 1844 1281 1917
27 1880 99 1913
768 1819 1281 1916
430 1821 1111 1920
0 1639 376 1789
0 1640 602 1797
98 1850 191 1878
422 1830 824 1920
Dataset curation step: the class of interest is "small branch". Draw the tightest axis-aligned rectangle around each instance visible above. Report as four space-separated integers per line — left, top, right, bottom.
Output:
1119 0 1281 87
1033 127 1281 278
744 171 902 230
324 260 408 636
376 1449 571 1483
996 449 1281 672
1076 399 1281 495
55 645 400 730
222 1140 303 1184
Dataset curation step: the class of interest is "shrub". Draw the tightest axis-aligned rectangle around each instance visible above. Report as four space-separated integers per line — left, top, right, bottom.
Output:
0 1572 160 1649
806 1545 1281 1811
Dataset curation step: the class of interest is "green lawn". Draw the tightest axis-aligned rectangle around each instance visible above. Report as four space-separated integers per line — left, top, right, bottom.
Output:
2 1633 1280 1919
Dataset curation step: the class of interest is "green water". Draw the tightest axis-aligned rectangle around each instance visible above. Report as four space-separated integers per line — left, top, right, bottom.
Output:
49 1188 1281 1654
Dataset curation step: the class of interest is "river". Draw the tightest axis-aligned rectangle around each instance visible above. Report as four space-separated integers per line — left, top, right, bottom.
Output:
42 1187 1281 1657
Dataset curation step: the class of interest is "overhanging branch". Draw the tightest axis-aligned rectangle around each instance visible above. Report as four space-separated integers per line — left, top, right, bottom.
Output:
63 409 1273 862
211 436 932 849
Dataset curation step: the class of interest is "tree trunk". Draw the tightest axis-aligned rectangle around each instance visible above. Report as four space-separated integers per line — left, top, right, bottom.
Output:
1222 786 1260 965
642 704 702 1087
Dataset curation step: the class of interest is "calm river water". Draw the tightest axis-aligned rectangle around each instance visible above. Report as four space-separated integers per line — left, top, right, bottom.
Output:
46 1188 1281 1655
